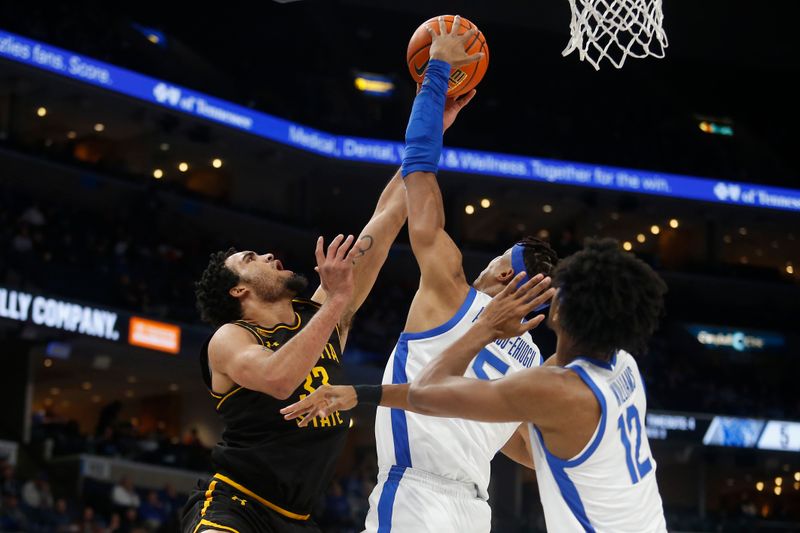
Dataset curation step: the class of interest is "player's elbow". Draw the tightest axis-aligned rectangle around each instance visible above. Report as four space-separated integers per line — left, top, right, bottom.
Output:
246 369 298 399
260 378 296 400
407 220 438 247
235 348 301 399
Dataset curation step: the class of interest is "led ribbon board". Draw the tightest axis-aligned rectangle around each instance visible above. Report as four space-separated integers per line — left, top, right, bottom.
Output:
646 410 800 452
2 29 800 212
0 286 181 353
686 324 786 352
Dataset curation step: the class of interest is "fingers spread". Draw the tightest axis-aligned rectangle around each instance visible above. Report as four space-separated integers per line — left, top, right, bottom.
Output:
521 314 546 333
524 287 556 314
344 237 362 262
503 272 528 296
337 235 355 261
517 274 547 298
327 234 344 258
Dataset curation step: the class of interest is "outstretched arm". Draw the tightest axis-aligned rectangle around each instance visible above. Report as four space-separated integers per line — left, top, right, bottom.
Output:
402 17 483 330
281 385 535 471
404 168 468 321
311 171 407 349
280 382 439 427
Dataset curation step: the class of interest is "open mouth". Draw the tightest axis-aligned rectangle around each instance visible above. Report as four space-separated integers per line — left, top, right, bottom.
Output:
274 260 284 271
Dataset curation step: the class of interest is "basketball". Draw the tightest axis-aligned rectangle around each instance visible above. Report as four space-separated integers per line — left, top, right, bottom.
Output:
406 15 490 98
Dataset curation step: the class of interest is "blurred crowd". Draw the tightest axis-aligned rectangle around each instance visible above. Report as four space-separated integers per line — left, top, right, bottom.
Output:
1 439 376 533
0 458 184 533
29 405 210 473
0 188 199 323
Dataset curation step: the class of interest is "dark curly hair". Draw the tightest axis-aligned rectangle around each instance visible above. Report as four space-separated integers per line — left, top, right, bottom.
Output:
516 236 559 277
552 238 667 361
195 247 242 327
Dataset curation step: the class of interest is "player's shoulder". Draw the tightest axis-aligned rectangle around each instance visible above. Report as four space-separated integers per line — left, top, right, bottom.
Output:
527 366 601 428
209 322 261 356
530 365 596 402
558 364 610 409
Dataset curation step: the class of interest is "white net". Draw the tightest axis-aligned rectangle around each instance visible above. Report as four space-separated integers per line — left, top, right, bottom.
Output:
563 0 668 70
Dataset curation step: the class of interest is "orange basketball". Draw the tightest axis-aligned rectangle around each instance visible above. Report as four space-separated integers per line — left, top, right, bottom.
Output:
406 15 489 98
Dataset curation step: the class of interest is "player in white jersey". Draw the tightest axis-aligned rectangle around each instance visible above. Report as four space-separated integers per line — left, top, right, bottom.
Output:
280 17 558 533
409 239 669 532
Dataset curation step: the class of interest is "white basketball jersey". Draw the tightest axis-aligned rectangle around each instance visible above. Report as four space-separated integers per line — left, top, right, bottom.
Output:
375 287 542 498
528 350 667 532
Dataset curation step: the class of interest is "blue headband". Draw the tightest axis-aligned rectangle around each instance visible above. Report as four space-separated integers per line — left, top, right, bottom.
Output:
511 243 550 313
511 244 530 289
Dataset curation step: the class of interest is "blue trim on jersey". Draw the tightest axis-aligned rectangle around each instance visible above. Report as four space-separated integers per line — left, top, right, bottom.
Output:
384 288 478 470
638 369 648 396
390 339 412 467
533 427 596 532
530 366 608 531
574 351 616 371
377 465 407 532
398 287 477 341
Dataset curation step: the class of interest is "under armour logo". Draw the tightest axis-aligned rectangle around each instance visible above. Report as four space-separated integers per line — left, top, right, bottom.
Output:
153 83 181 106
231 496 247 506
713 182 741 202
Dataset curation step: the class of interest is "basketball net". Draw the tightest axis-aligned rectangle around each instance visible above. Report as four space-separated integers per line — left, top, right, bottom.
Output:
563 0 668 70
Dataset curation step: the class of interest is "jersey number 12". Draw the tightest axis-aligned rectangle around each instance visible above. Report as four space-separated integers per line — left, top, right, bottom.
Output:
617 405 653 484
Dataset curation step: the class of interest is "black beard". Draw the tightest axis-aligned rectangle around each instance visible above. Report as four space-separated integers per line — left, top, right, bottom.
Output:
285 273 309 295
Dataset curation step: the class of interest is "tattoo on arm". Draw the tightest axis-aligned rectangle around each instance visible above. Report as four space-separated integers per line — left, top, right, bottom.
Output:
355 235 374 258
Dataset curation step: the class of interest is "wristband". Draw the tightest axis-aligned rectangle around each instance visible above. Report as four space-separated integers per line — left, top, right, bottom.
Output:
354 384 383 406
401 59 451 177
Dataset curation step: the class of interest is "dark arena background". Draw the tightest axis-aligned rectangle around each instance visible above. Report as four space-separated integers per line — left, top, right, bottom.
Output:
1 1 799 532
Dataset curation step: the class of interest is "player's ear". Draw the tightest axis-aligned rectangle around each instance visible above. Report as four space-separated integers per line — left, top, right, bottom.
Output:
497 267 515 284
229 285 247 298
549 290 561 325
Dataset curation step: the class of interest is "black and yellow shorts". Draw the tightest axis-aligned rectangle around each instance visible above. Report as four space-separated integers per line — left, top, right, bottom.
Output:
181 474 321 533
